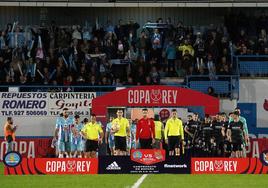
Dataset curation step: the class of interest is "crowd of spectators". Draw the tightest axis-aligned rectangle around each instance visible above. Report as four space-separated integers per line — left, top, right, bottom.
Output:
0 11 266 86
226 11 268 56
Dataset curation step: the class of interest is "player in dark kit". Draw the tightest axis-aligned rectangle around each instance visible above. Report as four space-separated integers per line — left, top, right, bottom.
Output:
198 115 214 157
220 112 232 157
211 113 225 157
227 111 246 158
184 113 200 156
184 115 194 149
184 114 199 146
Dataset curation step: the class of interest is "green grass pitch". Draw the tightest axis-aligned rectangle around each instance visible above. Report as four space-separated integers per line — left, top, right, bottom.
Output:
0 162 267 188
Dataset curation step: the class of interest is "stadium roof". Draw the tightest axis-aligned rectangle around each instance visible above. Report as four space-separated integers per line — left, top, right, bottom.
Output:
1 0 268 7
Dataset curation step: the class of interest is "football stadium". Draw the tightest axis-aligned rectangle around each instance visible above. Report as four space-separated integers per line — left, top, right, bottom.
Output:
0 0 268 187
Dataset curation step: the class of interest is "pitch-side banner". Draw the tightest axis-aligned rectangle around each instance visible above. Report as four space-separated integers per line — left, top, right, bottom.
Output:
0 92 95 117
0 138 54 161
248 138 268 158
0 92 96 137
4 158 98 175
191 158 268 174
99 149 190 174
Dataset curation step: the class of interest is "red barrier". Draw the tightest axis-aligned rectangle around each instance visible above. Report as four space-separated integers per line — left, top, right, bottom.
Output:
191 158 268 174
0 138 55 161
247 138 268 158
4 158 98 175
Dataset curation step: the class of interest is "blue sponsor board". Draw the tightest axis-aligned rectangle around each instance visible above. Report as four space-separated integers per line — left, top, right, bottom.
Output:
98 156 190 174
238 103 268 135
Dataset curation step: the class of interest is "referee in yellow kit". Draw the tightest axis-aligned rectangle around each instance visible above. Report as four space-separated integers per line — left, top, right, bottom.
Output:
164 109 184 156
81 114 104 158
112 109 130 156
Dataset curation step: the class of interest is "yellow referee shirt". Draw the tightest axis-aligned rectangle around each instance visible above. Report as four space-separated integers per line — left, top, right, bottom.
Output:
112 117 129 137
154 121 163 140
82 122 103 140
164 118 184 140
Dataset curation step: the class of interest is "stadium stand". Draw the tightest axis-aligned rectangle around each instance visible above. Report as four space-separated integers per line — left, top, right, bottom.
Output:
0 5 268 98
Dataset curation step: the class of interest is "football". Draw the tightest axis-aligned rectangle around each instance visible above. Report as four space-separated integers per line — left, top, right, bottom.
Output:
111 122 120 133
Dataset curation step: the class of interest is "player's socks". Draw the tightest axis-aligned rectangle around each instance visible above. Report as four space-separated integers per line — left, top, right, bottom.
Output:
59 154 63 158
78 155 82 158
66 155 70 158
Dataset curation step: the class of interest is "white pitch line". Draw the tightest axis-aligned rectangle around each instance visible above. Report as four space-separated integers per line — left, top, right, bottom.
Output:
131 174 148 188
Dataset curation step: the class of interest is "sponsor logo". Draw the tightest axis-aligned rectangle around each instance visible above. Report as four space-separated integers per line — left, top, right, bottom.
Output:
5 158 98 175
2 100 46 109
106 161 121 170
132 151 142 159
154 150 164 160
192 158 268 174
53 99 92 110
128 89 177 104
131 149 166 165
193 159 238 173
45 160 91 173
164 164 188 168
260 150 268 166
150 89 162 103
3 151 22 167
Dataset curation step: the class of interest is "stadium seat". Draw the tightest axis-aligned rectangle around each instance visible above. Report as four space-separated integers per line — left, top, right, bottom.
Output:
239 61 268 75
189 81 230 95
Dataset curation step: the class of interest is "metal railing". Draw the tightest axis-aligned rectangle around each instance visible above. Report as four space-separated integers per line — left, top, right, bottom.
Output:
233 55 268 77
0 84 188 92
0 79 240 99
186 75 239 99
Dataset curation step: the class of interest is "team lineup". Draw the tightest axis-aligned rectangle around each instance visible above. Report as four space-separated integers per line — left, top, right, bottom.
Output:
49 107 248 158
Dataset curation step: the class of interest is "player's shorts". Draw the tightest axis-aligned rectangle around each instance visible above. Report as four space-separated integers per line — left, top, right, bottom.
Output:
232 142 243 151
168 136 181 151
152 139 161 149
85 140 98 152
58 141 71 152
108 139 115 149
131 139 137 149
224 140 232 152
114 136 127 151
71 141 83 152
139 138 152 149
81 139 85 151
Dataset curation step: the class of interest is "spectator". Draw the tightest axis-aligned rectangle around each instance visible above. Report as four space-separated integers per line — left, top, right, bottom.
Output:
165 40 176 74
145 76 152 85
207 87 217 97
206 54 217 80
125 76 134 85
135 66 146 85
178 39 194 57
115 19 126 40
194 32 205 71
89 75 98 86
182 49 194 72
148 66 159 84
114 78 123 86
